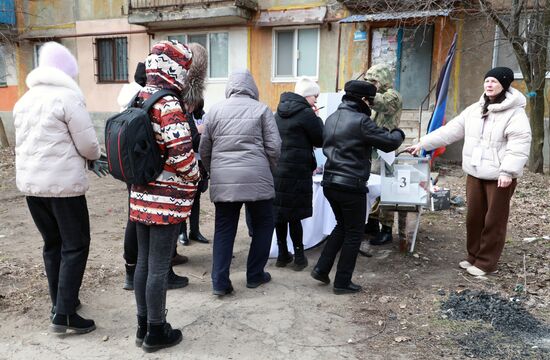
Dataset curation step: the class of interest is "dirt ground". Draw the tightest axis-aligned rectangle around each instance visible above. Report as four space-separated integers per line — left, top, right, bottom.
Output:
0 147 549 360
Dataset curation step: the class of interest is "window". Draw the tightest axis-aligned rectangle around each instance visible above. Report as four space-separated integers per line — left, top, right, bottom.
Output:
0 46 6 86
96 37 128 83
273 27 320 79
168 32 229 79
493 25 524 76
33 43 44 68
492 17 550 78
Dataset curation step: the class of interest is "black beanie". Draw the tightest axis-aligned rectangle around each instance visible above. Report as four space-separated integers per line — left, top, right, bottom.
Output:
344 80 377 101
484 67 514 91
134 62 147 87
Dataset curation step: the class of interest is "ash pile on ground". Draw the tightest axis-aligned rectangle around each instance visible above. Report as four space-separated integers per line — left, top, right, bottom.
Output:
440 289 550 359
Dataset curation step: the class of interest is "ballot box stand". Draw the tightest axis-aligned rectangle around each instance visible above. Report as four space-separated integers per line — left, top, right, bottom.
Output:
379 155 431 253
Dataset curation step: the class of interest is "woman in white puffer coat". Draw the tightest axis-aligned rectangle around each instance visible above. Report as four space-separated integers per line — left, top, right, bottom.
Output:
14 42 100 333
407 67 531 277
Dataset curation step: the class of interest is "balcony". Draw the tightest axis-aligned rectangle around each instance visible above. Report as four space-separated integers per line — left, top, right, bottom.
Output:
128 0 258 29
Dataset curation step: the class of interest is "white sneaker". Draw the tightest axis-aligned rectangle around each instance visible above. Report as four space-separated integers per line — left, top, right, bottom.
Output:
466 266 497 276
459 260 472 269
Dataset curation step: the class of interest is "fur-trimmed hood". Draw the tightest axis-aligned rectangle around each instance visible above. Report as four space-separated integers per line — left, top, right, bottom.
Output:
181 42 207 108
26 66 85 101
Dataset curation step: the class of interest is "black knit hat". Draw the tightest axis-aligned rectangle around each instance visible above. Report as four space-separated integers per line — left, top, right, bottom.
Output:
344 80 377 100
484 67 514 91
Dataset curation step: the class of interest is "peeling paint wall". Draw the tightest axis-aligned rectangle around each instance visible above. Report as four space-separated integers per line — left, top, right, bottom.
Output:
22 0 75 27
77 0 126 21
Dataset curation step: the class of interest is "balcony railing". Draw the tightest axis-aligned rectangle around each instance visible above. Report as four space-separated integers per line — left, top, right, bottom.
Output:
129 0 232 9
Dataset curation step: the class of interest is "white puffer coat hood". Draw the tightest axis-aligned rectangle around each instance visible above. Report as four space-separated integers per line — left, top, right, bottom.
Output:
420 87 531 180
14 67 101 197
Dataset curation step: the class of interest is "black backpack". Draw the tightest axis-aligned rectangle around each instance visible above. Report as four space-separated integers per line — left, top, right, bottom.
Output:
105 89 178 185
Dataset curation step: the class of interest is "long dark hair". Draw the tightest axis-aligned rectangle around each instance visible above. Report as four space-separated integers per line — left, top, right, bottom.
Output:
482 90 507 117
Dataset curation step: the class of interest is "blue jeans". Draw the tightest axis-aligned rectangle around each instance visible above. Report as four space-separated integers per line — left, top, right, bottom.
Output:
315 188 366 288
211 200 274 291
134 223 179 324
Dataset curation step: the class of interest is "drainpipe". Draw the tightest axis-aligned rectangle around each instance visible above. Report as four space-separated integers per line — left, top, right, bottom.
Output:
335 21 342 92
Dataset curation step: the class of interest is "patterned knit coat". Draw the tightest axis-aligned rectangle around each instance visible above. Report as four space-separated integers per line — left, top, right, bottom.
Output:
129 41 200 225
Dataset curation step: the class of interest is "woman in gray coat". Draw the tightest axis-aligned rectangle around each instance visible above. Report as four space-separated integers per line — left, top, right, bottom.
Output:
199 69 281 296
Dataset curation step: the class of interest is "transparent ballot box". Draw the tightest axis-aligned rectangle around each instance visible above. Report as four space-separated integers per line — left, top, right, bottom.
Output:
379 156 431 210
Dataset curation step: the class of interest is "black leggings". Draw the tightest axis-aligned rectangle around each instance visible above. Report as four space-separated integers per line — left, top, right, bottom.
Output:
275 220 303 250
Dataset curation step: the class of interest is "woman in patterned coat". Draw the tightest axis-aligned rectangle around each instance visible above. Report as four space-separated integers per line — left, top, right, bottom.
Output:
129 40 200 353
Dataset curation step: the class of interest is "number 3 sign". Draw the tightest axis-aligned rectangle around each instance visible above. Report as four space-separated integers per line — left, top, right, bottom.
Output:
397 169 411 194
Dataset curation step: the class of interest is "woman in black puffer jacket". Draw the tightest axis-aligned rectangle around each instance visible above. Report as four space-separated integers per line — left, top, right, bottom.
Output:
273 77 324 270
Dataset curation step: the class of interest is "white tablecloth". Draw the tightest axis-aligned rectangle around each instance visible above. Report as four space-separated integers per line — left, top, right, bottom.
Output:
269 174 381 257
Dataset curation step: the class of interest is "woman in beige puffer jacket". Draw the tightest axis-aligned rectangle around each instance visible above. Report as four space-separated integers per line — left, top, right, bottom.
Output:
407 67 531 277
13 42 100 334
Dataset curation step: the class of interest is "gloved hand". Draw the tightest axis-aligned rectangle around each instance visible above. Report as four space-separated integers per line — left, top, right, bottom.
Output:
88 159 109 177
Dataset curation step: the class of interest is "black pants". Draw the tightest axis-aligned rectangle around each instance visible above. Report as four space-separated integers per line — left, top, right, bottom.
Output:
180 190 201 235
211 200 274 291
275 220 303 252
123 185 137 265
315 188 366 288
26 196 91 315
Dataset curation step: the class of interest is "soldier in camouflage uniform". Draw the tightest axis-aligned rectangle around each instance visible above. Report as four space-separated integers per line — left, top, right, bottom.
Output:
363 64 407 246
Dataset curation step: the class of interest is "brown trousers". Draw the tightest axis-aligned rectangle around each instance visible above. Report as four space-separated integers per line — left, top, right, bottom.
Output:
465 175 517 272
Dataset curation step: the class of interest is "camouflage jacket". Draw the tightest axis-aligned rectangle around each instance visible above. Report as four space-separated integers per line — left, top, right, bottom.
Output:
370 88 402 129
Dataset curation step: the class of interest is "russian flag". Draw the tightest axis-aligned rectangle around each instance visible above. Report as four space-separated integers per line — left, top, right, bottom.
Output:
423 33 458 161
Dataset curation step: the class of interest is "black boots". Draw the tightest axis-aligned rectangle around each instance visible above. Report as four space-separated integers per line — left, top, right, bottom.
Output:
50 299 81 320
310 267 330 285
136 315 147 346
292 245 308 271
124 264 135 290
275 240 293 267
333 281 363 295
142 322 182 353
50 313 96 334
167 268 189 290
370 225 393 245
178 231 189 246
188 231 209 244
276 240 308 271
364 217 380 236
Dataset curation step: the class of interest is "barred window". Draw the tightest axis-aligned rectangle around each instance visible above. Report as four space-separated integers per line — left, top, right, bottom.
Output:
96 37 128 83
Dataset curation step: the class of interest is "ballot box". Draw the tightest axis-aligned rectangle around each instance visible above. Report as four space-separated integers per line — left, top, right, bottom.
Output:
379 156 431 210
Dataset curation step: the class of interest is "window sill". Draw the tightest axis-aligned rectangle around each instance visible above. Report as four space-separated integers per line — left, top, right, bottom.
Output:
207 78 229 84
271 76 318 83
97 81 129 84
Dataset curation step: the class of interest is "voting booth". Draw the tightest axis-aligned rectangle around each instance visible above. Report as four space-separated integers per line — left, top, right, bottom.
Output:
379 155 432 252
379 155 431 209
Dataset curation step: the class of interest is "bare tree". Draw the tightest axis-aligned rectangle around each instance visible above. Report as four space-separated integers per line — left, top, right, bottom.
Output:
340 0 549 173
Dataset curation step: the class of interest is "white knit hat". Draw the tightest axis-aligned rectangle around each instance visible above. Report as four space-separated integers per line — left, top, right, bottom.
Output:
294 77 320 97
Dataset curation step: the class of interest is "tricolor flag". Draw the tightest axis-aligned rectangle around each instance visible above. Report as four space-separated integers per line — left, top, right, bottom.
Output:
422 33 458 161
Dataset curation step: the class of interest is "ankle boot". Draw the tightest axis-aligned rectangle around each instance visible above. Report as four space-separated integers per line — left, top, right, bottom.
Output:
142 322 182 353
124 264 135 290
275 241 293 267
364 217 380 236
370 225 393 245
136 315 147 347
50 313 96 334
292 245 308 271
178 222 189 246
